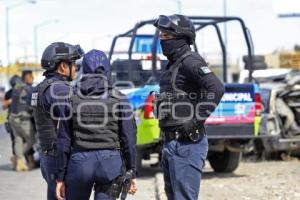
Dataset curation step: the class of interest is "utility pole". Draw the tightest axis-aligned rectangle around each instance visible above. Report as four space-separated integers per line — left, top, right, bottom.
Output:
5 0 36 66
33 19 59 63
177 0 182 14
223 0 228 48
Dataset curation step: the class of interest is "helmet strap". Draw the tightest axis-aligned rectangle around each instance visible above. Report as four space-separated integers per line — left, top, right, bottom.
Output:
67 63 73 82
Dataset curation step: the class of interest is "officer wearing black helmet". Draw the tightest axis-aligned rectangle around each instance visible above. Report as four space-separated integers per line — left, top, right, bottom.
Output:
31 42 84 200
9 70 35 171
154 15 225 199
3 75 22 169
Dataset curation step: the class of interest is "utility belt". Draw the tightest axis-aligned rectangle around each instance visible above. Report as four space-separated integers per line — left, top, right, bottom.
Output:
41 149 56 156
10 111 32 121
162 119 205 143
41 148 57 156
41 143 57 156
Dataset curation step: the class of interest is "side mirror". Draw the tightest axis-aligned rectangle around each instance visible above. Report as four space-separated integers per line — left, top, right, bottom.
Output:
243 55 267 70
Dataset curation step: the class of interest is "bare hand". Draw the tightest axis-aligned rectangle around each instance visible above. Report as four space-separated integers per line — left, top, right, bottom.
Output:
128 179 137 195
56 181 65 200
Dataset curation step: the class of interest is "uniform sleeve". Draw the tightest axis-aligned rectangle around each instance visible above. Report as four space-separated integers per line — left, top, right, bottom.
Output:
3 90 12 110
44 83 73 181
185 59 225 124
118 96 137 177
24 86 34 111
4 90 12 100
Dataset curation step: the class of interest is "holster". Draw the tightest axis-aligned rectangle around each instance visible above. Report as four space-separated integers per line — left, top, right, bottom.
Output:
94 175 123 199
94 169 133 200
182 119 205 143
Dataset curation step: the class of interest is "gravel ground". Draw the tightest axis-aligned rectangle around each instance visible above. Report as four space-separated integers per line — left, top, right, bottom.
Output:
0 127 157 200
156 160 300 200
200 160 300 200
2 124 300 200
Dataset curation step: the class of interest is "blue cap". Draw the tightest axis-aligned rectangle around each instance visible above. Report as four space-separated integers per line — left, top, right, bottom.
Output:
82 49 110 78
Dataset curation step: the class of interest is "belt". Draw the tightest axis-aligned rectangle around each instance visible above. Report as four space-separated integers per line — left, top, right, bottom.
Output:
162 128 205 143
41 148 57 156
10 112 31 119
163 130 190 143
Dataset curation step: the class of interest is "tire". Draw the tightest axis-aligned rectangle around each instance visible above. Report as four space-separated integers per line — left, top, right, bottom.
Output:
208 151 242 173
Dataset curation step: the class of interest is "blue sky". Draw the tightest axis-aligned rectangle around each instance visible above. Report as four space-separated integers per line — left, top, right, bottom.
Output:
0 0 299 65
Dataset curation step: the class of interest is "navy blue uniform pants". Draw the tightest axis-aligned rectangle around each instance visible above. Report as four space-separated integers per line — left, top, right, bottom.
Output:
40 154 57 200
66 150 124 200
161 135 208 200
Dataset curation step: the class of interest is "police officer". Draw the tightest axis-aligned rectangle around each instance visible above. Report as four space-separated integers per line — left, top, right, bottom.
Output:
154 15 225 200
55 49 137 200
3 75 22 169
21 70 37 169
32 42 84 200
9 71 35 172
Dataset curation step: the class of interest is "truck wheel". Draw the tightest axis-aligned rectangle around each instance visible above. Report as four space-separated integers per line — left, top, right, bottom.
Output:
208 151 242 173
136 149 143 176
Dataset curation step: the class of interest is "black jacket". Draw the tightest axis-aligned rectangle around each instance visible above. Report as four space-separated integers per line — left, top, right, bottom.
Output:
159 44 225 126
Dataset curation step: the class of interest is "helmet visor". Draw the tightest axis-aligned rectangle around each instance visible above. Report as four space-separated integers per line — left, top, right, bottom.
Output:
154 15 173 30
72 45 85 59
74 58 83 72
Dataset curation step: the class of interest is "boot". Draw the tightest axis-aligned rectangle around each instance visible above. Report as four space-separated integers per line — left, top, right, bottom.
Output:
16 158 29 172
10 155 17 170
27 155 36 170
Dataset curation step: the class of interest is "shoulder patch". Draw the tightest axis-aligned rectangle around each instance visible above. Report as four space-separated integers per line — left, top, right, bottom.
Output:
31 92 38 106
199 66 212 75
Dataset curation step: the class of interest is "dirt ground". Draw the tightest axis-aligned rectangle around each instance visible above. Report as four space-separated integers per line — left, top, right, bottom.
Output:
200 160 300 200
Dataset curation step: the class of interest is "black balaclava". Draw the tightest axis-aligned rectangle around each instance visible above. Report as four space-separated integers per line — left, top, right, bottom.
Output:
160 38 188 59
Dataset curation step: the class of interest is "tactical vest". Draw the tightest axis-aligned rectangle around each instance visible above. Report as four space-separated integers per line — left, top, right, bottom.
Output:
11 83 31 115
158 51 195 129
72 89 121 150
32 79 59 151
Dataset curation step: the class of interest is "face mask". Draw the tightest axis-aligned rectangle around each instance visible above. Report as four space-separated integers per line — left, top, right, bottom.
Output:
160 38 187 57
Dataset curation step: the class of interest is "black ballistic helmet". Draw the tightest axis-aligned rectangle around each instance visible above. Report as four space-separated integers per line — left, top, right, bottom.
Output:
41 42 84 71
154 14 196 45
9 75 22 88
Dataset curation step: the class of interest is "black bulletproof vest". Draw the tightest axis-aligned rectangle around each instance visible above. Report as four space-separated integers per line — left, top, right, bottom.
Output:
33 79 58 151
11 83 31 114
158 51 195 129
72 89 121 150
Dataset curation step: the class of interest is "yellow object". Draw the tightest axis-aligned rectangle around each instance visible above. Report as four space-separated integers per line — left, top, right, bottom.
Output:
137 110 161 145
254 116 262 136
16 158 28 172
0 112 7 125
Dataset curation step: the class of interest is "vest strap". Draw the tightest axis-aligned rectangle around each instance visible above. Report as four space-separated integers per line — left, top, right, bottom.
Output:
169 51 194 94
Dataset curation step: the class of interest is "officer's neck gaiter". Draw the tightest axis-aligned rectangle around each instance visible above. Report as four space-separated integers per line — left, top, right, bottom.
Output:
160 38 188 59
